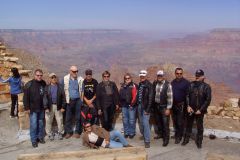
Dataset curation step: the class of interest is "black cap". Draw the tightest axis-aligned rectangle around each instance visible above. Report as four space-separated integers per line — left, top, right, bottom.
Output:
195 69 204 77
85 69 92 75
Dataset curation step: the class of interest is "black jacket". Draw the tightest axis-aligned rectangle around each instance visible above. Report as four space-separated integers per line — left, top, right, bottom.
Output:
137 80 153 113
119 82 138 107
43 84 66 110
23 79 46 112
186 81 211 114
96 81 119 109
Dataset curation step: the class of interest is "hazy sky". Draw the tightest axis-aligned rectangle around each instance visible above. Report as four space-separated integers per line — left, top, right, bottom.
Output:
1 0 239 31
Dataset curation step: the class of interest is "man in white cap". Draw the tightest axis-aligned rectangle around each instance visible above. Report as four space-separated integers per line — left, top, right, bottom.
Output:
43 73 66 140
137 70 153 148
152 70 173 147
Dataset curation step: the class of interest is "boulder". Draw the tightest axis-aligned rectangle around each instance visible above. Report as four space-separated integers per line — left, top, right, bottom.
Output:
1 52 14 57
232 116 239 120
229 98 239 108
234 111 240 117
225 111 234 117
19 70 32 76
3 56 19 62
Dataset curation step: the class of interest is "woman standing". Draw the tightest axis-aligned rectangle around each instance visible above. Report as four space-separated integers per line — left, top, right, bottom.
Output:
0 67 23 118
119 73 138 139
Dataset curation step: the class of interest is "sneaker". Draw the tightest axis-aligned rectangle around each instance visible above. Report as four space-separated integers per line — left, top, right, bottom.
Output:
129 135 135 139
32 142 38 148
73 133 80 139
55 132 63 140
9 115 15 119
64 133 72 139
48 133 54 141
124 135 129 138
145 142 150 148
38 138 45 144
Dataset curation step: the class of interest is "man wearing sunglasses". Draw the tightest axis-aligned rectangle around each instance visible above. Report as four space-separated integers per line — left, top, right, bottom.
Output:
63 65 84 139
182 69 211 149
82 122 132 149
43 73 66 141
171 68 190 144
23 69 46 148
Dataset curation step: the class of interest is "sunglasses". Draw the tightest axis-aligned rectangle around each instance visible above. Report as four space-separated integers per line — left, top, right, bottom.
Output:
103 75 110 78
176 73 183 75
125 77 131 80
36 74 43 77
71 70 78 73
84 125 91 128
51 76 57 79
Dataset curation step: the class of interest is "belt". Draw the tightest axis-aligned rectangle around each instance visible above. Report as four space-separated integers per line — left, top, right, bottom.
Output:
52 103 57 105
70 98 80 101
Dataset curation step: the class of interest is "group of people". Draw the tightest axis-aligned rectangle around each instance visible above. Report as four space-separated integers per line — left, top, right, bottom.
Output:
1 65 211 150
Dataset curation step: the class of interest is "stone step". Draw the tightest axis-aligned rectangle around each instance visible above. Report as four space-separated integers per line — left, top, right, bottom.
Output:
3 57 19 62
17 147 147 160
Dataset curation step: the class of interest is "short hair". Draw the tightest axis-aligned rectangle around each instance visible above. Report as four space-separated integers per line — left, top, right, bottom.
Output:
34 69 43 74
102 70 111 77
175 67 183 73
124 73 131 81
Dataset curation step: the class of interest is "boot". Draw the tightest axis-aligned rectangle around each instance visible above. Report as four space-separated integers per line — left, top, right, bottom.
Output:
175 137 182 144
162 139 169 147
181 135 190 146
195 135 203 149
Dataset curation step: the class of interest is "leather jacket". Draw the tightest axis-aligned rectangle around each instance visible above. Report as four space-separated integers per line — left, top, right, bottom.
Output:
137 80 153 113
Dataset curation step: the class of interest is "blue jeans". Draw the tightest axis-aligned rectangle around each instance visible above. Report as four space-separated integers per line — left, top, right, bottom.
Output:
109 130 128 148
138 104 150 143
30 111 45 143
65 98 82 134
122 105 136 136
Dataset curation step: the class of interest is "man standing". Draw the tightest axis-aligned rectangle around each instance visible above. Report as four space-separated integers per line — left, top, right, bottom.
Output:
171 68 190 144
43 73 66 141
137 70 153 148
81 69 98 125
96 71 119 131
63 66 84 139
182 69 211 149
23 69 46 148
153 70 173 147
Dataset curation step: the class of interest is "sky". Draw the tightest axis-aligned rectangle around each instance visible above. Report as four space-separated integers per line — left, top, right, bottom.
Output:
0 0 240 31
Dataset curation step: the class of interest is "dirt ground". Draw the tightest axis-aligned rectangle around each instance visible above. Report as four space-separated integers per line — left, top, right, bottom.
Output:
0 106 240 160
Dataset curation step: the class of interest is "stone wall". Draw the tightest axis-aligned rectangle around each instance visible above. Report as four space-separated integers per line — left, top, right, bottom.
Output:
207 98 240 121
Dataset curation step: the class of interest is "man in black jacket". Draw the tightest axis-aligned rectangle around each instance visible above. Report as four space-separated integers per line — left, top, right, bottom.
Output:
43 73 66 141
137 70 153 148
23 69 46 148
96 71 119 131
182 69 211 149
171 68 190 144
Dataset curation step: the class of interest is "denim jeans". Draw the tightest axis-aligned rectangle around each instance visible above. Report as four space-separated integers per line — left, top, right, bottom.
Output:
109 130 128 148
65 98 82 134
138 104 150 143
122 105 136 136
30 111 45 143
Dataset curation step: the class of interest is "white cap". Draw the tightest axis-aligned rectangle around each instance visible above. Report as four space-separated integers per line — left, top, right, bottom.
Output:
157 70 164 76
139 70 147 77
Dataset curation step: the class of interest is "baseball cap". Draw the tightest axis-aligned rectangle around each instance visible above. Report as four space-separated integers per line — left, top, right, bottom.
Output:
157 70 164 76
195 69 204 77
139 70 147 77
49 73 56 78
85 69 92 75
